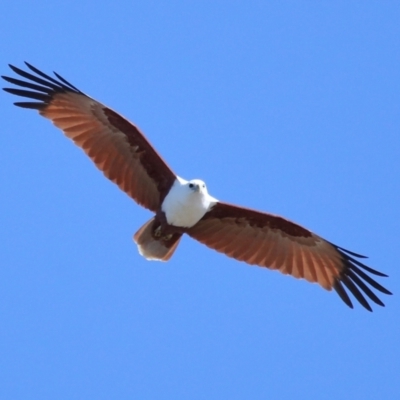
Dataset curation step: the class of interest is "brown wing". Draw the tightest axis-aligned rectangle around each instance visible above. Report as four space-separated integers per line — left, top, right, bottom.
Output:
2 62 176 212
187 202 391 311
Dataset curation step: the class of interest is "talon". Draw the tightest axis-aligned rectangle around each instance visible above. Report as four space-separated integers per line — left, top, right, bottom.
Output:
163 234 173 241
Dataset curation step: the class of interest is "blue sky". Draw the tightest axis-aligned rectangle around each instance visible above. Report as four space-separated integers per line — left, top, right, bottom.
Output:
1 1 399 399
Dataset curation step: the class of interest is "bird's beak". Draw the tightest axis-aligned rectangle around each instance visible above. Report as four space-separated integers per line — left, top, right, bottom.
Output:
194 184 200 192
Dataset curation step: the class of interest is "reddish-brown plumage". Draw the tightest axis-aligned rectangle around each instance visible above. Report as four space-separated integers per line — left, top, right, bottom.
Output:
2 62 392 311
40 93 176 212
188 202 342 290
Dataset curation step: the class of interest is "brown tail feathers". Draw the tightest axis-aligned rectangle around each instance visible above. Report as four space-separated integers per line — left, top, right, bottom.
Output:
133 217 182 261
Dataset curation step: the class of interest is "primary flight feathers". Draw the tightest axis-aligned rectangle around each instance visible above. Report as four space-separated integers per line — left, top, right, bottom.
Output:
2 62 391 311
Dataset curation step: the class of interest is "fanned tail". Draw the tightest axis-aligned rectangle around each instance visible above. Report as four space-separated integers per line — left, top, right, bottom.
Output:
133 217 182 261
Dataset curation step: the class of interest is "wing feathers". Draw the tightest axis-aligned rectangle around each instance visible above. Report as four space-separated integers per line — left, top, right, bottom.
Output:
188 202 391 310
347 271 384 306
311 251 332 290
3 63 391 312
334 281 354 309
13 101 44 109
7 64 63 92
341 275 371 312
3 63 177 212
347 257 388 277
349 265 391 295
4 87 51 102
301 248 318 283
2 76 47 92
290 245 304 280
268 236 286 270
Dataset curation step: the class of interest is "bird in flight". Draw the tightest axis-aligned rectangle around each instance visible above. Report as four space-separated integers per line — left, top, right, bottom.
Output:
2 62 391 311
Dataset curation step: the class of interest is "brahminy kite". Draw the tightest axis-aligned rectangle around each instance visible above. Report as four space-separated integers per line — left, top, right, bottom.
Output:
2 62 391 311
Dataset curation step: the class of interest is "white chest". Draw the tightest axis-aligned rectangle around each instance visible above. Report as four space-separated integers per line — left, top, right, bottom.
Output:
161 178 216 228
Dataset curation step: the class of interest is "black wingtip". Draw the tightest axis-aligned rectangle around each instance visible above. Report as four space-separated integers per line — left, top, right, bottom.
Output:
347 270 385 307
341 275 373 312
349 256 388 277
53 71 81 92
334 281 354 309
332 244 392 311
2 62 83 108
335 245 368 259
13 101 46 110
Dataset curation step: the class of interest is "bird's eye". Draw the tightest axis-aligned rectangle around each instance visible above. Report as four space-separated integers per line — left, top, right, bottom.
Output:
202 184 205 188
189 183 194 188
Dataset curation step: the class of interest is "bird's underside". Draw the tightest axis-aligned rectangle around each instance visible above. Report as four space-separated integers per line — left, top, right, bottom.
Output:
2 62 392 311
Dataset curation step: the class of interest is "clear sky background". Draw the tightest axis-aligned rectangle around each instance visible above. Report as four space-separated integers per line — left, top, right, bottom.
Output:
1 1 399 399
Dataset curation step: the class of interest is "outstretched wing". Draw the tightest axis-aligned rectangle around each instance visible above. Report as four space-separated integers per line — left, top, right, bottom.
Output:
2 62 176 212
188 202 391 311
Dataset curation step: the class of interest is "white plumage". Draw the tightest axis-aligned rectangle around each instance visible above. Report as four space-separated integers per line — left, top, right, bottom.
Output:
2 62 391 311
161 177 218 227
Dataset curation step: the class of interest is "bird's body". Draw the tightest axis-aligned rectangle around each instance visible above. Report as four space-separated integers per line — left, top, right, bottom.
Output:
162 178 217 228
135 177 217 261
2 62 392 311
